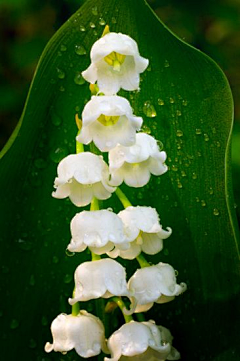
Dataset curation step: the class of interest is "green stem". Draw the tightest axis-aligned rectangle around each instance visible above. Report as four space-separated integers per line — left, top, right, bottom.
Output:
76 131 84 154
136 253 150 268
71 288 80 316
90 197 99 211
115 188 132 208
112 297 133 323
91 252 101 261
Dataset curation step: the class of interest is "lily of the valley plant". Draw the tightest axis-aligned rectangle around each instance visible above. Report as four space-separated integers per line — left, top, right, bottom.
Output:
45 26 187 360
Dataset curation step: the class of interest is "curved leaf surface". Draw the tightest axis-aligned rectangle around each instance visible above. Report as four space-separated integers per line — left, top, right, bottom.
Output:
0 0 239 360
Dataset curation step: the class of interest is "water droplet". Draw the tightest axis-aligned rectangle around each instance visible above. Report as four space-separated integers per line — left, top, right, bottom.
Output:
143 101 157 118
157 140 164 150
56 68 65 79
91 6 98 15
64 274 72 284
169 97 175 104
195 128 202 135
80 24 86 32
52 255 59 264
29 274 35 286
204 133 209 142
212 127 217 134
10 319 19 329
90 22 96 28
164 59 170 67
59 85 65 92
34 158 47 169
196 197 200 202
111 17 117 23
176 129 183 137
215 141 221 147
177 181 183 189
213 208 219 216
16 238 33 251
192 172 197 179
75 45 86 56
99 18 106 26
182 100 188 106
171 165 178 172
201 200 206 207
29 339 37 349
74 73 85 85
141 125 151 134
209 187 214 195
41 316 48 326
181 170 186 177
60 44 67 52
176 110 182 116
157 98 164 106
50 147 68 163
51 113 62 126
65 249 75 257
147 65 151 72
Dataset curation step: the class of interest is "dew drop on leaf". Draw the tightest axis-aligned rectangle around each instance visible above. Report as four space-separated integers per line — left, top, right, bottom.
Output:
34 158 47 169
90 22 96 28
29 274 36 286
75 45 86 56
169 97 175 104
79 24 86 32
51 113 62 126
192 172 198 179
59 86 65 92
41 316 48 326
111 17 117 24
201 200 206 207
195 128 202 135
29 339 37 349
64 274 72 284
141 125 151 134
143 101 157 118
182 99 188 106
10 319 19 329
213 208 220 216
60 44 67 52
176 110 182 116
164 59 170 67
74 73 85 85
91 6 98 15
204 133 209 141
56 68 65 79
99 18 106 26
176 129 183 137
158 98 164 106
50 147 68 163
65 249 75 257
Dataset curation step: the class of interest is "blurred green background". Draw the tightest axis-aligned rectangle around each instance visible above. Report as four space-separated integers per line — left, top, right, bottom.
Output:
0 0 239 219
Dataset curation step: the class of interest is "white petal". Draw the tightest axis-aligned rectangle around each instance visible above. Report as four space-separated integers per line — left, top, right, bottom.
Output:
68 180 94 207
82 63 98 83
141 232 163 255
108 241 141 260
121 162 151 187
52 183 70 199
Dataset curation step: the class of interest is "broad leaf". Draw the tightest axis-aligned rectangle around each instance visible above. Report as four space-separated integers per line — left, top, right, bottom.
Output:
0 0 239 360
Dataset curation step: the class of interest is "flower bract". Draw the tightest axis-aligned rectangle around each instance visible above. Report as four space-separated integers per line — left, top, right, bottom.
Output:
128 262 187 312
69 259 130 303
109 133 168 187
67 209 129 254
45 311 108 357
52 152 115 207
104 320 180 361
107 206 171 259
82 32 149 95
76 95 143 151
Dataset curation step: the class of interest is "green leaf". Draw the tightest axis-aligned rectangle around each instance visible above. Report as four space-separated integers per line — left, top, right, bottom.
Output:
0 0 239 360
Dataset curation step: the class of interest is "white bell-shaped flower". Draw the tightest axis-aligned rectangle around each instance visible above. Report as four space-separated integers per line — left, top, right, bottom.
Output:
76 95 143 152
109 133 168 187
82 32 149 95
52 152 115 207
45 311 108 358
128 262 187 313
69 259 130 303
67 210 129 254
107 206 171 259
104 320 180 361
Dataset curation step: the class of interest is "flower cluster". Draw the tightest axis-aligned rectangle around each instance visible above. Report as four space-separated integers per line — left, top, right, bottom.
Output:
46 26 186 360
